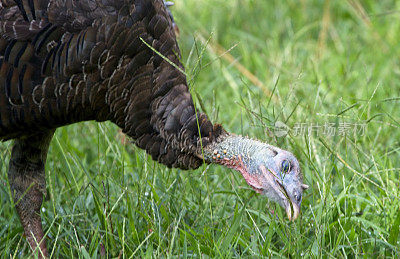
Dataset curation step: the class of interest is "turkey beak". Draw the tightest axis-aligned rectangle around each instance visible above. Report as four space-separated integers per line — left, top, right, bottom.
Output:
285 198 300 221
259 165 299 221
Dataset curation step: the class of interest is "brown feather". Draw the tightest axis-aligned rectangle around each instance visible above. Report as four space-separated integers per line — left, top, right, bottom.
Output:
0 0 225 169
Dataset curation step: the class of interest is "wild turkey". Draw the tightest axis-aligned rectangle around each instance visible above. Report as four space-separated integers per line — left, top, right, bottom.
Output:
0 0 308 256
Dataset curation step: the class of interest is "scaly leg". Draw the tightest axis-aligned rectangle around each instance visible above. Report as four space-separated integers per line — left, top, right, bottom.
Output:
8 130 55 258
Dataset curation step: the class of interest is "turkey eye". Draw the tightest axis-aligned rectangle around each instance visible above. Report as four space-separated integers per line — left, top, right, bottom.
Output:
294 193 302 203
281 160 290 173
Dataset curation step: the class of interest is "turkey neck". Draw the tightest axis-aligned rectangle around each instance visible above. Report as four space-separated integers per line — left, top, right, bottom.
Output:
201 134 278 173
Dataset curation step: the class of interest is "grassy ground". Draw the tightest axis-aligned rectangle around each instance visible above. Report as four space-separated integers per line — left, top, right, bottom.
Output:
1 0 400 257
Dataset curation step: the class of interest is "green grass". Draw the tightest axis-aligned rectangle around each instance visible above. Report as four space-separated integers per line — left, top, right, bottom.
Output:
1 0 400 257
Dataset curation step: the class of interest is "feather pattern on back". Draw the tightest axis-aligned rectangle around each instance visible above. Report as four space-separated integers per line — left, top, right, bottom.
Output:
0 0 225 169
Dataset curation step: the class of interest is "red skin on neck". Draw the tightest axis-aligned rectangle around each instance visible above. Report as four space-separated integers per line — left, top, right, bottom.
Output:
216 155 263 194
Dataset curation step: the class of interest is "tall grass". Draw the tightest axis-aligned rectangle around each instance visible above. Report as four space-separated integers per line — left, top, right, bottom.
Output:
1 0 399 257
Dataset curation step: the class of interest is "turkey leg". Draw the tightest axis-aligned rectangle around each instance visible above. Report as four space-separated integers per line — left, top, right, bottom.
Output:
7 130 55 258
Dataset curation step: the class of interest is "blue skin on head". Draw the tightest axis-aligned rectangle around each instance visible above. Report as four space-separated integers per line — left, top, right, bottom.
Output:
203 134 307 220
236 143 307 220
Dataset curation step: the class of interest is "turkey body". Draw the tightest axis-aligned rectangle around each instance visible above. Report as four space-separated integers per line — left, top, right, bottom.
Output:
0 0 306 257
1 0 220 256
0 0 218 169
